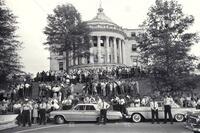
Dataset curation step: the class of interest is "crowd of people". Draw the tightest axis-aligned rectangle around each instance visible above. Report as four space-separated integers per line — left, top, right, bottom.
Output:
0 66 200 126
34 66 146 83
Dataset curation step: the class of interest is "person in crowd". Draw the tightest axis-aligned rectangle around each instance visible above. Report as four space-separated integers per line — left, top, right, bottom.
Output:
24 83 30 97
150 97 159 124
39 100 47 125
134 96 141 107
84 96 90 103
32 101 39 124
197 97 200 109
13 101 22 126
190 98 197 108
51 101 60 111
13 101 22 114
89 95 96 103
141 96 149 106
179 95 185 107
98 98 110 125
119 96 126 114
22 99 32 127
61 97 68 110
163 94 173 124
0 99 8 115
111 95 120 111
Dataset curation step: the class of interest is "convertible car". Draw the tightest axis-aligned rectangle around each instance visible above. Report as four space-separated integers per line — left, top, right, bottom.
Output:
126 101 198 123
49 103 123 124
184 111 200 133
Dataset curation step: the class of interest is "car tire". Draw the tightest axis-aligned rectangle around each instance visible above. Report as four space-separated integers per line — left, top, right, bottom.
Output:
174 114 184 122
131 113 142 123
55 115 65 124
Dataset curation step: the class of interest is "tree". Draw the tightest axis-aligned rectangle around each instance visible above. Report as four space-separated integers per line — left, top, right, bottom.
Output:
0 0 22 85
44 4 90 72
136 0 199 92
197 63 200 70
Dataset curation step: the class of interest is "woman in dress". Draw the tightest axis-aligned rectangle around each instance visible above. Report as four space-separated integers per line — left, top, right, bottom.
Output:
32 101 38 124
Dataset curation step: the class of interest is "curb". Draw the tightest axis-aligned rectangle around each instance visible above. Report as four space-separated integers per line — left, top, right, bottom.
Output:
0 122 17 131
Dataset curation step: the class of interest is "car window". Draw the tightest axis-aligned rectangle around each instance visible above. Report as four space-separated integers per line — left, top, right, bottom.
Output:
86 105 96 111
74 105 85 110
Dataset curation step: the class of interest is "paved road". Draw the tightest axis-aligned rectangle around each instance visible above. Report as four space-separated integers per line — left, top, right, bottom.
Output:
1 122 193 133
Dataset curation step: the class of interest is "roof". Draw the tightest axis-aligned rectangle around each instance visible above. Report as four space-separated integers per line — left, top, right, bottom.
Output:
87 7 118 26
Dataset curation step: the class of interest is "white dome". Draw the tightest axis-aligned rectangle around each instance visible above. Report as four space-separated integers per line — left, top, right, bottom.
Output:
87 7 118 26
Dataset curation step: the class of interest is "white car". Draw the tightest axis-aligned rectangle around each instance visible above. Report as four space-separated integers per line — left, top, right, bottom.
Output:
49 103 123 124
126 101 198 123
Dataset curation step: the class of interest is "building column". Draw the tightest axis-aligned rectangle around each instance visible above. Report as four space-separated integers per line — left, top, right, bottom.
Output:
113 37 117 63
121 40 124 64
89 37 94 64
119 39 122 64
105 36 109 63
97 36 101 63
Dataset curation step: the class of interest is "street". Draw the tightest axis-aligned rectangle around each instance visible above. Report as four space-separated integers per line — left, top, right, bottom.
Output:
1 122 193 133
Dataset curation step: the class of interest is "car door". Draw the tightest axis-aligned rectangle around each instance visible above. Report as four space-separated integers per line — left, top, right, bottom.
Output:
158 101 164 119
70 105 86 121
144 105 152 119
84 105 98 121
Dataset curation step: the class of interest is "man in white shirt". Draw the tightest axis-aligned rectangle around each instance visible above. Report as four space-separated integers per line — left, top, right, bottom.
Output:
22 99 32 127
150 98 159 124
98 98 110 125
39 101 47 125
119 97 126 114
163 94 173 124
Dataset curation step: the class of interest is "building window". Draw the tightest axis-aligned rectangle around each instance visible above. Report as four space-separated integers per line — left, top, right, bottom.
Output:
92 36 97 47
100 37 105 47
109 38 113 47
94 54 98 63
109 55 111 63
117 56 120 63
116 39 119 49
132 44 137 51
100 39 104 47
59 62 63 71
87 56 90 64
131 32 136 37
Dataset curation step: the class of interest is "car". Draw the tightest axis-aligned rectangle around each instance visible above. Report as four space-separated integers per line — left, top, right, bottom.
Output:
185 111 200 133
49 103 123 124
125 101 198 123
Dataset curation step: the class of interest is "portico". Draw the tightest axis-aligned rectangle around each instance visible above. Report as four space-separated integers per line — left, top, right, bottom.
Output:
89 36 124 64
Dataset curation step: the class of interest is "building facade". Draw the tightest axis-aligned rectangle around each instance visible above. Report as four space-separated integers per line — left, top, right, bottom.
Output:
50 6 142 71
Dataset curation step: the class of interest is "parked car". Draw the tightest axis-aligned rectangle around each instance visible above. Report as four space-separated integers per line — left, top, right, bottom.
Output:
49 103 123 124
185 111 200 133
125 101 198 123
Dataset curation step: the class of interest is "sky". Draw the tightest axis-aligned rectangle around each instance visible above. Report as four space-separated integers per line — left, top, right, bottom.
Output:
5 0 200 75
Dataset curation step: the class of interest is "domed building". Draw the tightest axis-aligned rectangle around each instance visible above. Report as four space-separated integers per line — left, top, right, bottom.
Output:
50 5 142 71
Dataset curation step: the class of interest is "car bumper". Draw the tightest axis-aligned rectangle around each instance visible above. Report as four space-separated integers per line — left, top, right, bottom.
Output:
124 115 131 119
184 122 200 132
49 115 54 121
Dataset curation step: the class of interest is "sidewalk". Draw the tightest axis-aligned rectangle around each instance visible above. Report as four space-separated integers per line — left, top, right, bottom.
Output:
0 121 17 131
